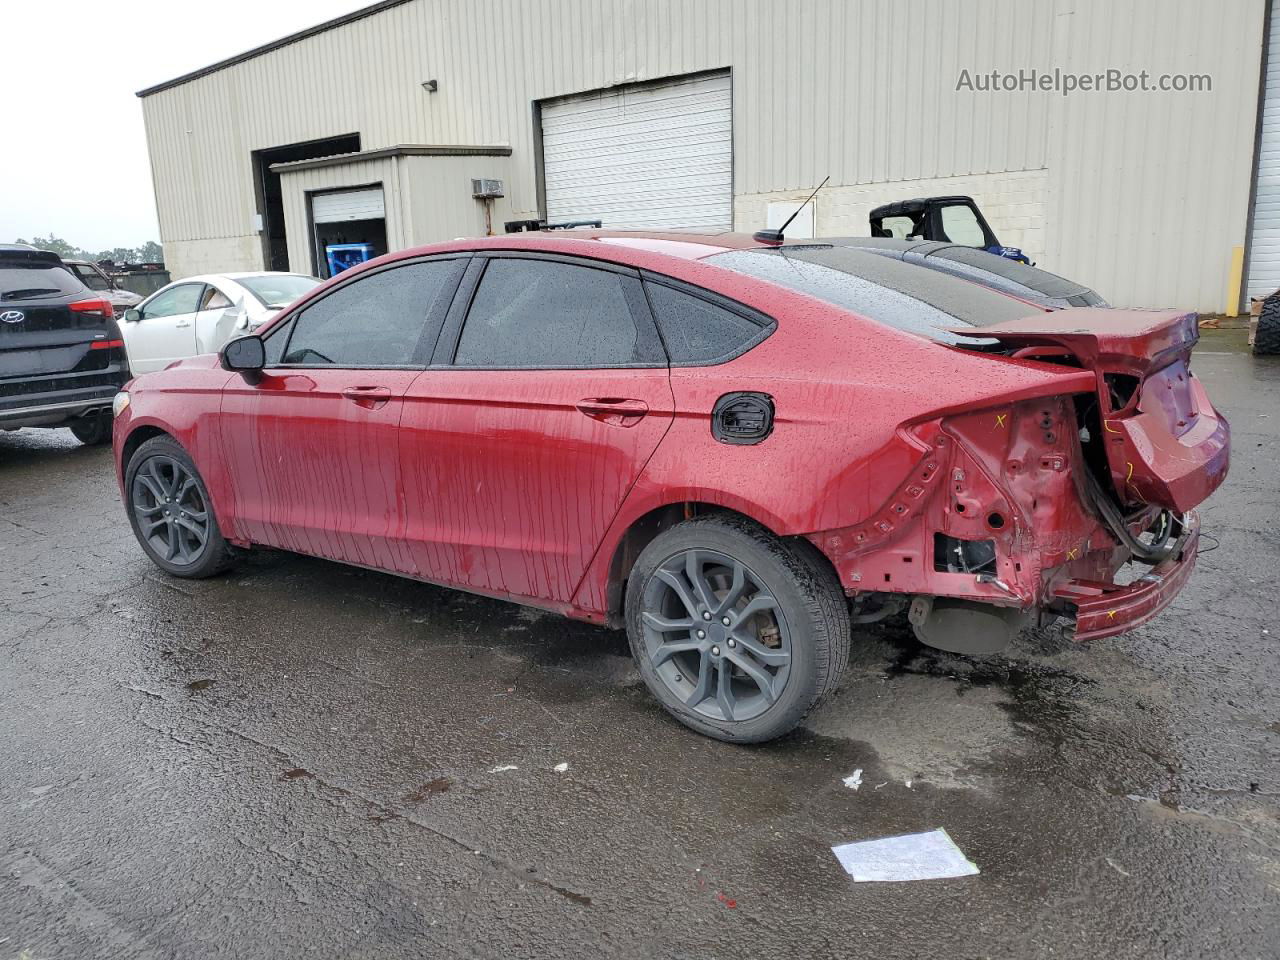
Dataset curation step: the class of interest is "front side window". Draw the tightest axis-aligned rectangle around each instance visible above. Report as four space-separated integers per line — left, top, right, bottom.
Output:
262 317 294 366
281 260 459 366
644 282 770 364
143 283 203 319
939 204 988 247
453 259 657 368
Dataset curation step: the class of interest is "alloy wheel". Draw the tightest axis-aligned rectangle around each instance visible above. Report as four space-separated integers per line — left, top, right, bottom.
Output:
131 455 211 566
640 548 792 723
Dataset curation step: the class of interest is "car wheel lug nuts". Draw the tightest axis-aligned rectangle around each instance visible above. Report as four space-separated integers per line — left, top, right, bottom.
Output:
696 630 706 639
727 638 736 648
721 616 731 625
711 646 720 656
702 611 712 620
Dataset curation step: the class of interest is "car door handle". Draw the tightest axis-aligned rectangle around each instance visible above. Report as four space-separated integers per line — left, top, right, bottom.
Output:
174 321 193 328
576 397 649 425
342 385 392 409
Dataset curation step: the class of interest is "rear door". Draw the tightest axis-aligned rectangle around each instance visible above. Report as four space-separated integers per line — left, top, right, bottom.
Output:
399 254 674 604
217 256 466 572
125 282 203 372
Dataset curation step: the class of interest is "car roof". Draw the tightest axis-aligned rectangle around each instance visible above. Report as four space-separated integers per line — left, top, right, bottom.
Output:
528 229 768 259
869 196 975 218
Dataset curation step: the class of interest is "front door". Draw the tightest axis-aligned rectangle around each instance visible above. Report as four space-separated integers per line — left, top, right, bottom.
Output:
399 255 674 605
125 282 202 373
218 257 466 573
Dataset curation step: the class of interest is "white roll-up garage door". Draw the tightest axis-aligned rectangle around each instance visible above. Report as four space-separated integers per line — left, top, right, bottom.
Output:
541 72 732 230
1248 13 1280 299
312 187 385 224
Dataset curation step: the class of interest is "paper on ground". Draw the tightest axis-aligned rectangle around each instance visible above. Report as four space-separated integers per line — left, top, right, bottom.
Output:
831 828 979 882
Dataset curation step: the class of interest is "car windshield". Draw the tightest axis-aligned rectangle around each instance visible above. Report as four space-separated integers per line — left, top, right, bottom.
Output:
238 274 321 308
707 246 1038 344
0 263 85 300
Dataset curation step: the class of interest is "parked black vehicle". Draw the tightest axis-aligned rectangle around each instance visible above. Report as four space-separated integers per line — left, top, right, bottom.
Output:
0 245 129 445
824 236 1108 310
63 259 144 319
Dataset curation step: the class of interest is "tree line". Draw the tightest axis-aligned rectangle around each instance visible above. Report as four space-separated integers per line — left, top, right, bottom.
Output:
12 235 164 266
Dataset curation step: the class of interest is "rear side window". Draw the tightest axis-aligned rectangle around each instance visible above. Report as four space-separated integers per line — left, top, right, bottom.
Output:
282 260 459 366
644 282 771 364
453 258 660 368
1 263 84 300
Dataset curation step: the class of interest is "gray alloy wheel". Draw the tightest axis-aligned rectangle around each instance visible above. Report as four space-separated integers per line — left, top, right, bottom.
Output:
131 454 211 566
625 515 851 743
124 435 237 579
640 548 793 723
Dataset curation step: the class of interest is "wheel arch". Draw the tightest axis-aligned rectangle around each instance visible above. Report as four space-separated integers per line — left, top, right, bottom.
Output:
590 494 838 627
120 423 172 473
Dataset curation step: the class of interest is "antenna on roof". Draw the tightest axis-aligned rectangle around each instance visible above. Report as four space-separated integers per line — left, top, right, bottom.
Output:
753 176 829 246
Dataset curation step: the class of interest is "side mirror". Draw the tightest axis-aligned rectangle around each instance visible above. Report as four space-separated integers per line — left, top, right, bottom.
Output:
123 307 141 323
221 335 266 383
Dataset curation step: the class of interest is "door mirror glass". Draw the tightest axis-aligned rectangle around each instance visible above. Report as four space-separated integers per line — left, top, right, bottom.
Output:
123 307 141 323
222 335 266 372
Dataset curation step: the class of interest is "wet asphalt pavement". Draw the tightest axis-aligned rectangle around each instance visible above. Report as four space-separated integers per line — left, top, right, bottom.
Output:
1 328 1278 959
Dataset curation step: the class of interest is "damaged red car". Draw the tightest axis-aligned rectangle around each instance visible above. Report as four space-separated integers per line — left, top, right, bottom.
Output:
112 232 1229 742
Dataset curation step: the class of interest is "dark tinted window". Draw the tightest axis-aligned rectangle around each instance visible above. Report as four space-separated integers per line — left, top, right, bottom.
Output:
708 247 1037 344
282 260 459 366
645 282 769 364
73 264 111 291
143 283 203 319
0 263 84 300
262 317 294 365
454 259 657 368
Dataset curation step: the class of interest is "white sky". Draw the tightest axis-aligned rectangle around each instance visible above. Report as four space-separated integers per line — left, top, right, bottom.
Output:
1 0 373 251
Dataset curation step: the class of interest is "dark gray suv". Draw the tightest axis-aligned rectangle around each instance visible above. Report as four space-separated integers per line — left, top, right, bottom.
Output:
0 245 129 445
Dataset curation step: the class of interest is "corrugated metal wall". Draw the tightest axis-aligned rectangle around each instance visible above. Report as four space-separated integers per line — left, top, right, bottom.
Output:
141 0 1264 310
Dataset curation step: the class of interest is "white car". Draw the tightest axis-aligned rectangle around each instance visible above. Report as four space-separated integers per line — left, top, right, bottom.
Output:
121 272 320 374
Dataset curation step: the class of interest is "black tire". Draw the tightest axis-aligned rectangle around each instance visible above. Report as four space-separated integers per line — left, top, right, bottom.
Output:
624 514 850 743
124 435 237 578
1254 291 1280 356
69 413 112 446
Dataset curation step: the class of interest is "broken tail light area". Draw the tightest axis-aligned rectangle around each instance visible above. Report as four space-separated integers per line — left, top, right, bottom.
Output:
806 395 1175 652
809 397 1110 603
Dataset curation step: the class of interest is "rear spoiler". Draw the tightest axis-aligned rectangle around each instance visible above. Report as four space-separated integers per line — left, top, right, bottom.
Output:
0 248 65 268
951 308 1199 376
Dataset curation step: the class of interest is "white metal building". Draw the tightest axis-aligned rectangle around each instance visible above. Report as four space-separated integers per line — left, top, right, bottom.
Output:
139 0 1271 312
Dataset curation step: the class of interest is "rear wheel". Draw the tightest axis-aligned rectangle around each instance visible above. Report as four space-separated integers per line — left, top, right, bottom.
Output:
625 515 850 743
1254 291 1280 356
69 413 112 446
124 435 236 578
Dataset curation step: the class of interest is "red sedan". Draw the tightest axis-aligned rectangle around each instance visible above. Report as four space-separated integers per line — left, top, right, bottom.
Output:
112 232 1229 742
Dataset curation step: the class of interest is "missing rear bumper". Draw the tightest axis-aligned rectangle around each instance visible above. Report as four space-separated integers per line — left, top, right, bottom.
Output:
1052 511 1200 642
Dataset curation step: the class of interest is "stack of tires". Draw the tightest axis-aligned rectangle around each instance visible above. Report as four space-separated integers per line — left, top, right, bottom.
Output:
1256 291 1280 355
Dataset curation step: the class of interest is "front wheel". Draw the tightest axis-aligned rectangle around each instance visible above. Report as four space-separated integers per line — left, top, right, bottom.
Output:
624 515 850 743
124 435 237 578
